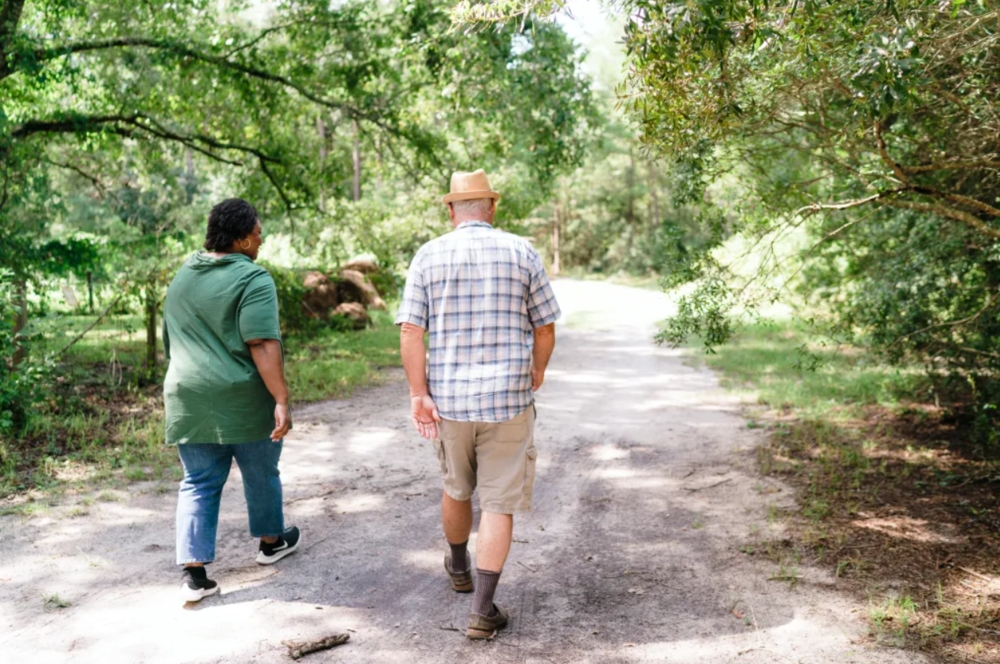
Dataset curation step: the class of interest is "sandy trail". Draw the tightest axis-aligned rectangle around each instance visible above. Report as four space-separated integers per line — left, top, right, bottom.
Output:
1 279 923 664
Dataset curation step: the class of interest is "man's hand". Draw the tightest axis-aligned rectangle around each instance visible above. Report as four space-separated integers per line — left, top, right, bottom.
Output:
411 395 441 439
531 364 545 392
271 403 291 442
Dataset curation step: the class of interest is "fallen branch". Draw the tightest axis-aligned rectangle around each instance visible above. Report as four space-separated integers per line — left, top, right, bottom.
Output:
683 478 732 492
283 634 349 660
958 566 999 585
54 290 125 359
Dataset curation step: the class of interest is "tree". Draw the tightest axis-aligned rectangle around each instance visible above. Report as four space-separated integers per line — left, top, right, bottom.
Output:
457 1 1000 380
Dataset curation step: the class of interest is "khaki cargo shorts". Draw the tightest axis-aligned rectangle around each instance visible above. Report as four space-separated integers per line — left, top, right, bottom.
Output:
433 406 537 514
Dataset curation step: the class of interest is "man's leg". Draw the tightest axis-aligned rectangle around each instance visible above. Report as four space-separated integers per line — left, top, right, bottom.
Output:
434 419 476 583
468 407 536 626
471 511 513 617
442 492 473 572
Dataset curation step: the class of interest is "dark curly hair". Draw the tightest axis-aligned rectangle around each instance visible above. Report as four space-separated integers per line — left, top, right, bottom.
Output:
204 198 259 252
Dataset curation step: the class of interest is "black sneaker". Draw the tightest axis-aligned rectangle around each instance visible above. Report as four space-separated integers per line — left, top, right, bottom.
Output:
256 526 301 565
180 567 219 603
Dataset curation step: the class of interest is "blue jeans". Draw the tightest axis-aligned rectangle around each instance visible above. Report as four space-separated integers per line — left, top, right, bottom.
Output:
176 438 285 565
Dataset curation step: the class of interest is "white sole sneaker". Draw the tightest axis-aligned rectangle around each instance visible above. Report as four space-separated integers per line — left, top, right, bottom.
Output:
256 533 302 565
180 583 220 603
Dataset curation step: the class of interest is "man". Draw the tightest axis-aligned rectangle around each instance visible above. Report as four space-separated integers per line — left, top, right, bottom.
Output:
395 169 560 639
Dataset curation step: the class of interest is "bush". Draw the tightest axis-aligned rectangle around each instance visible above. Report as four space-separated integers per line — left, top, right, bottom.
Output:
259 262 322 337
0 279 52 434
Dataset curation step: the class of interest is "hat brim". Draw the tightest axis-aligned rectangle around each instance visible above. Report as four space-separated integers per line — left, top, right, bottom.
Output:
442 190 501 204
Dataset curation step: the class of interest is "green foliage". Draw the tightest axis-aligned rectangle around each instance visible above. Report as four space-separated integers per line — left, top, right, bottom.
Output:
0 278 52 435
590 0 1000 422
695 320 931 416
282 311 402 403
260 262 319 337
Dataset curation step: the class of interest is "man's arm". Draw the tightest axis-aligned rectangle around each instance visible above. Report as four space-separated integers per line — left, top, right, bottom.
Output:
400 322 440 439
247 339 290 442
531 323 556 391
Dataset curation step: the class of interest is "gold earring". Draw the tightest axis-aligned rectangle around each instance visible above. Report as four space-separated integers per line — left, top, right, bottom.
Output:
241 239 252 250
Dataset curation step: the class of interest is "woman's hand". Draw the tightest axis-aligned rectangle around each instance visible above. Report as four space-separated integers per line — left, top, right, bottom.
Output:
248 339 291 442
271 403 291 442
411 395 441 440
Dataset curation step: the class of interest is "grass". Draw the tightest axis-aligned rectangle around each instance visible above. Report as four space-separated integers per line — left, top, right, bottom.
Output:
43 594 71 611
285 310 401 402
691 321 930 418
694 319 1000 661
0 305 401 499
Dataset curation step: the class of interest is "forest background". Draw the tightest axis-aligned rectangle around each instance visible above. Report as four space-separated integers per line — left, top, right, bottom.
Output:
0 0 683 495
3 1 1000 655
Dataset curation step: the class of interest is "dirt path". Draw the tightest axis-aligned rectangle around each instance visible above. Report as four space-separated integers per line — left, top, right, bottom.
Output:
1 280 925 664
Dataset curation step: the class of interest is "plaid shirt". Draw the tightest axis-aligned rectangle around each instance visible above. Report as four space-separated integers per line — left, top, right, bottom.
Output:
395 221 561 422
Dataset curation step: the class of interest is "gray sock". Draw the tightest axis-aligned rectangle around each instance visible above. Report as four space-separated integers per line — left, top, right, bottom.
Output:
472 568 501 617
449 540 469 572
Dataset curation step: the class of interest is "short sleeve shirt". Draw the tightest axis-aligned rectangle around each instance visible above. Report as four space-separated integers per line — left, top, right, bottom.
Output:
395 221 561 422
163 253 284 445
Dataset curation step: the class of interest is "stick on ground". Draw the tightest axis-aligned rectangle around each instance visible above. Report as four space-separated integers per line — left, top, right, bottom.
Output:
283 634 350 660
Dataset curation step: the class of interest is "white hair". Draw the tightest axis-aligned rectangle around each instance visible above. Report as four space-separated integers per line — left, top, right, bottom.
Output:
450 198 494 219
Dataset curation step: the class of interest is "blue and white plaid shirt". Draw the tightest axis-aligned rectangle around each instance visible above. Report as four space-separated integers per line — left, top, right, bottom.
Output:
395 220 562 422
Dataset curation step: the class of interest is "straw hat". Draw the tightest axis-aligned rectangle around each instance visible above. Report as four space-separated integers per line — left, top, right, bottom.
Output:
442 169 501 204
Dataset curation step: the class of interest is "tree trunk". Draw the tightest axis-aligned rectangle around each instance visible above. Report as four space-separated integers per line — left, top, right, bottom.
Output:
626 145 635 228
12 277 27 366
551 205 561 276
352 118 361 202
317 116 327 212
375 134 383 190
86 271 94 314
145 277 157 372
648 161 660 227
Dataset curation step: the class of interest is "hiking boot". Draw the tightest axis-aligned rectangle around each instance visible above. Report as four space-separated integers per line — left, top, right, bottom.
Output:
256 526 301 565
466 603 509 640
444 554 474 593
180 567 219 603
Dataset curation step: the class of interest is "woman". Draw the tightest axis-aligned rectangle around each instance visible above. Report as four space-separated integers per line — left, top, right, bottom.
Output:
163 197 300 603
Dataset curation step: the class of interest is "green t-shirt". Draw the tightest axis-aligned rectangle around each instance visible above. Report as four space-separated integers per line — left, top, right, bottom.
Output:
163 253 285 445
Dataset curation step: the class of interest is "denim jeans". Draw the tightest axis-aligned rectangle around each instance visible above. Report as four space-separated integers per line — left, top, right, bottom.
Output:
176 437 285 565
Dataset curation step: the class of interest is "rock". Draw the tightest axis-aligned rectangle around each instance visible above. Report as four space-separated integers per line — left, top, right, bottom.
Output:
333 302 370 329
301 271 339 319
340 258 380 275
339 269 387 311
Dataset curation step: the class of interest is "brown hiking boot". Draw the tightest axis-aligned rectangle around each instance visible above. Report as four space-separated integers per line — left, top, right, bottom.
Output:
444 555 473 593
466 604 509 640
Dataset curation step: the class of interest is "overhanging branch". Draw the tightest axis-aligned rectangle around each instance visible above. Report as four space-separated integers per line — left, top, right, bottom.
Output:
9 35 439 165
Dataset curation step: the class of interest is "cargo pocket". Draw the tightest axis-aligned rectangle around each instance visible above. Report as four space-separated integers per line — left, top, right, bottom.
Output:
523 446 538 502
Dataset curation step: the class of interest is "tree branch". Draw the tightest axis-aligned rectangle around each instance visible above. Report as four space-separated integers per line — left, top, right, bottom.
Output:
8 35 441 168
43 157 122 204
890 291 1000 349
883 199 1000 239
11 113 284 169
54 290 126 359
875 121 910 185
794 189 905 218
258 157 293 212
912 185 1000 220
0 0 25 78
902 158 1000 174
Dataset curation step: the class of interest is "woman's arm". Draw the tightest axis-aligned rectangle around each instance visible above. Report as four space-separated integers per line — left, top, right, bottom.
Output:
247 338 290 442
